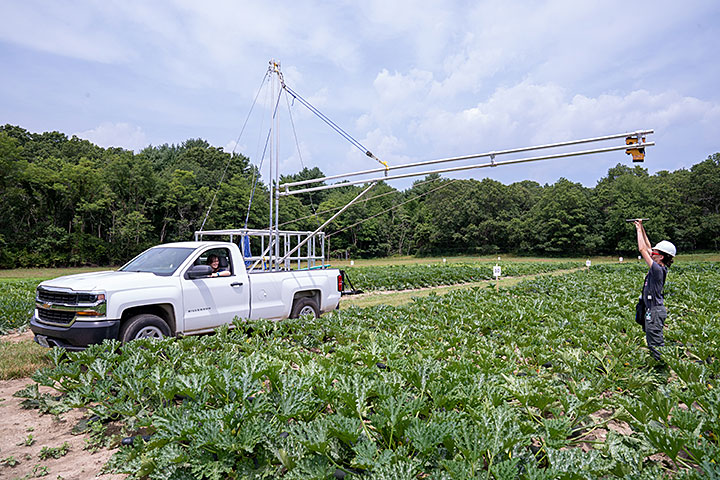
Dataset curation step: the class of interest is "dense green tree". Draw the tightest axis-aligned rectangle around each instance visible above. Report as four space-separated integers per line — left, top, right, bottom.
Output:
319 182 402 258
279 166 328 208
410 177 543 255
594 165 655 252
688 154 720 250
411 178 466 255
515 178 599 254
212 170 269 231
0 124 718 267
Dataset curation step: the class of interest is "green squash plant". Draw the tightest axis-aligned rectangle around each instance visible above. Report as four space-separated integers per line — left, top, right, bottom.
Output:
21 262 720 478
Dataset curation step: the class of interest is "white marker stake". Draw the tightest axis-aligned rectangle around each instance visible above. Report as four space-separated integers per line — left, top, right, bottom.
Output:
586 259 591 268
493 264 502 293
619 257 624 263
350 260 354 266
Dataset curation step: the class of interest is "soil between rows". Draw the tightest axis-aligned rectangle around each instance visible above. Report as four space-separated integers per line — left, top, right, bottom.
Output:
0 375 125 480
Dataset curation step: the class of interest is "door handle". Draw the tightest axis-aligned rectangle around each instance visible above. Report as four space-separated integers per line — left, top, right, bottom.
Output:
231 282 244 287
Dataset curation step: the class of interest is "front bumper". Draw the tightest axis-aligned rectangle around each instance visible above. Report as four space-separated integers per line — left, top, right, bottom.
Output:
30 315 120 350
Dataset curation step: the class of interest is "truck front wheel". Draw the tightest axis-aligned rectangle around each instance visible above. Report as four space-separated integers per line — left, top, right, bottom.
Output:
290 298 319 319
120 314 171 343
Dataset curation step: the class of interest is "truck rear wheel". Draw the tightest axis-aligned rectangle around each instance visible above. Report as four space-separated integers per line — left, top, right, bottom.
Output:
290 297 319 319
120 314 170 343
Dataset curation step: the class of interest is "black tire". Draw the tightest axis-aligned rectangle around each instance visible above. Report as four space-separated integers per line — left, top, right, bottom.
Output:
120 314 171 343
290 297 320 319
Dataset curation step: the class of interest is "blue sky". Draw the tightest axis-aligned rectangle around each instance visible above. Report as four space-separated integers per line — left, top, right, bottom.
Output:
1 1 718 190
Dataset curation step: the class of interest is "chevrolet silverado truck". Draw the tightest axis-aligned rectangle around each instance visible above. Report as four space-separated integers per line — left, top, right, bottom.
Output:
30 241 343 350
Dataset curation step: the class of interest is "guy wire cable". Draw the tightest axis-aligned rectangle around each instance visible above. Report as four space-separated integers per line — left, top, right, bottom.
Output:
230 71 269 156
282 83 389 172
276 174 446 228
327 178 458 238
244 87 284 229
284 88 321 228
244 73 274 228
200 71 270 231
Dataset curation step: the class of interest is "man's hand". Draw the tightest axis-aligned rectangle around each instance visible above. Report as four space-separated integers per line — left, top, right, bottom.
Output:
635 219 653 266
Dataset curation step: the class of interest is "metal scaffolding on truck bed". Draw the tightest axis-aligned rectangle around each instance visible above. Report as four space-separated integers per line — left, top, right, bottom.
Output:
194 228 326 273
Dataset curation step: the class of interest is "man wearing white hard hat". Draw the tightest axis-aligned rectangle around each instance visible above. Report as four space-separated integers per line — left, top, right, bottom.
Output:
633 220 676 361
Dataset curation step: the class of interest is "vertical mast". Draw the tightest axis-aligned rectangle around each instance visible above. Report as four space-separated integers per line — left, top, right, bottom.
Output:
268 60 275 270
274 61 281 270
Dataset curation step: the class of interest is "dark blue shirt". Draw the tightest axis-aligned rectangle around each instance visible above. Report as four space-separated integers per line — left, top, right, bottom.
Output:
642 261 667 309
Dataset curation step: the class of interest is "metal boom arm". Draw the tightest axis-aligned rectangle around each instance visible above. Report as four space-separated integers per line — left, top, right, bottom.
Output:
279 130 654 196
242 61 657 270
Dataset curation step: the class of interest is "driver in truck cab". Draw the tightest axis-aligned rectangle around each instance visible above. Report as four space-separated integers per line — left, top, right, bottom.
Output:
206 254 231 278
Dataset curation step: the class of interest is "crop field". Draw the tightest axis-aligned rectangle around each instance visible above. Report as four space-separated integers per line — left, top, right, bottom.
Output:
17 262 720 479
346 261 582 291
0 261 582 334
0 279 40 334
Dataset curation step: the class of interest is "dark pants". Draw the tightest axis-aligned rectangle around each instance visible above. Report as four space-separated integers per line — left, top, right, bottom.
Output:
645 305 666 361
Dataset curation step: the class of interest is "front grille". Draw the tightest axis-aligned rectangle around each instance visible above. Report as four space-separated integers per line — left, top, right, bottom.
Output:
37 288 78 305
37 308 76 325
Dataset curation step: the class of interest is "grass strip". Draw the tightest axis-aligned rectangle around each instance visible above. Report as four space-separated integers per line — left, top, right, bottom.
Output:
0 339 50 380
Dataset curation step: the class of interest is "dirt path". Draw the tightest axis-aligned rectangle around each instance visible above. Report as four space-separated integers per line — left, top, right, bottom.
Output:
343 267 585 308
0 377 125 480
3 329 35 343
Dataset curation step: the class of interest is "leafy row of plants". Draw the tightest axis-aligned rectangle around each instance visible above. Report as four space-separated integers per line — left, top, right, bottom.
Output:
346 261 582 291
0 279 38 334
20 262 720 478
0 261 580 334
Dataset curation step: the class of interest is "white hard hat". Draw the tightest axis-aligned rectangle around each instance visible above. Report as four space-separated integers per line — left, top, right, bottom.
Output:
653 240 676 257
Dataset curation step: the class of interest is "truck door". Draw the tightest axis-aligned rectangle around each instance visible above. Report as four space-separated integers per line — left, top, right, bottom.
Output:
180 247 250 333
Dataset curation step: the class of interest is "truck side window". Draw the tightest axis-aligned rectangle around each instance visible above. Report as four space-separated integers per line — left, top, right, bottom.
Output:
198 248 232 277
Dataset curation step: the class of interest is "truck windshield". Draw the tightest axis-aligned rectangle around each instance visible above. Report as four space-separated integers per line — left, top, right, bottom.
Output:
119 247 195 276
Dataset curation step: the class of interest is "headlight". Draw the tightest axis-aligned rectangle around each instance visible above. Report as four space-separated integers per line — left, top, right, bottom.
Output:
77 293 106 304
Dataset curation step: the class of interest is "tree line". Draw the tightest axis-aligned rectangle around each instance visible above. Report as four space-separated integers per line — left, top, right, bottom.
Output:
1 124 718 268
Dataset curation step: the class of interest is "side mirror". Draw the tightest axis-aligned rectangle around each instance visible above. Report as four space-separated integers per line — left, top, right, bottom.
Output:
187 264 213 279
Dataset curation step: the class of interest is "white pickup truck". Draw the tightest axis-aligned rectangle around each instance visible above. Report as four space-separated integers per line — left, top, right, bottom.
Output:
30 241 344 350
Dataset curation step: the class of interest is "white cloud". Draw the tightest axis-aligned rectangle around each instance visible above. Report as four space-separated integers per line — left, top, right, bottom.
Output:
75 123 149 152
2 0 718 188
279 139 314 175
355 79 719 160
374 69 434 105
358 0 455 65
0 2 135 63
361 129 407 161
224 139 242 155
360 68 438 135
0 1 364 92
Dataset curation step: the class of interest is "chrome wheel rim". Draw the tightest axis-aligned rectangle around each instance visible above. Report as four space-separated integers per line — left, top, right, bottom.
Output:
299 305 317 317
135 326 164 339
